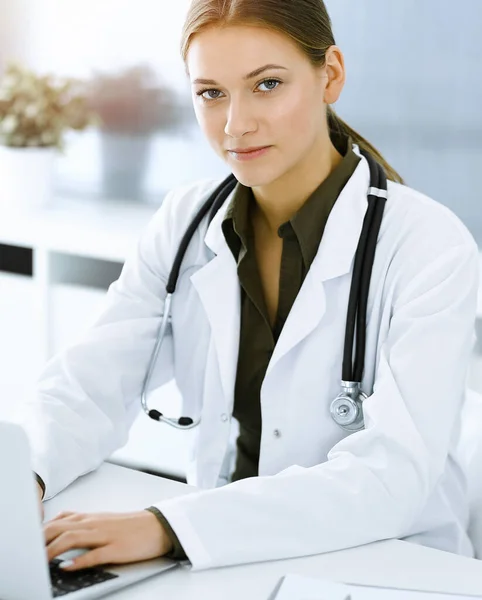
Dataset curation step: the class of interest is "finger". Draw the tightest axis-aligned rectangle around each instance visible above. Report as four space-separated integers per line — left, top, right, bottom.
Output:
50 511 82 522
59 547 111 572
44 518 89 545
47 529 105 563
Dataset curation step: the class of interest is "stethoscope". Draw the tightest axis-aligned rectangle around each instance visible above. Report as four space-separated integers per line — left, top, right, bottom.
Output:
141 149 387 432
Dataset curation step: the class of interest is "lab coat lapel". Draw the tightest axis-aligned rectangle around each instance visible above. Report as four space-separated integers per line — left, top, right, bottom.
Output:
190 186 240 410
267 153 371 374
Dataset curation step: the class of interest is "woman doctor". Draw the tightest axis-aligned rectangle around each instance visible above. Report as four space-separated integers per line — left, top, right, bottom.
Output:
16 0 479 571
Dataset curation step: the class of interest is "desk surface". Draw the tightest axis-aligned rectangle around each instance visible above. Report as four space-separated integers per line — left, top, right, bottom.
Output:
44 463 482 600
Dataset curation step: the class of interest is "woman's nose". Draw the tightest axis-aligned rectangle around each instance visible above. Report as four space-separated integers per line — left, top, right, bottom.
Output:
224 99 257 138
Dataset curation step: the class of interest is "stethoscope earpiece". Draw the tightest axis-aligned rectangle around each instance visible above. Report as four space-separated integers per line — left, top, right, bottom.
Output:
148 409 162 421
147 409 199 430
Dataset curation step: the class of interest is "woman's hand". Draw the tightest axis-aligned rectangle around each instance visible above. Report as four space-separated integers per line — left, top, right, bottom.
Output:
44 510 173 571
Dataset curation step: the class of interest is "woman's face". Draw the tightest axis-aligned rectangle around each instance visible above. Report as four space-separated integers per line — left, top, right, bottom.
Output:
186 25 339 188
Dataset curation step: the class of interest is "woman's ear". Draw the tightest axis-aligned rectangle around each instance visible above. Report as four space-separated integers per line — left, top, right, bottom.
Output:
323 45 346 105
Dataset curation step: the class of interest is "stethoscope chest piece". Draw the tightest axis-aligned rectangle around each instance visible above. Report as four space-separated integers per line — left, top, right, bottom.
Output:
330 381 367 432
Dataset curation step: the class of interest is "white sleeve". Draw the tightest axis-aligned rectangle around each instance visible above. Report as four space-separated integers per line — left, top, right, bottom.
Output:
152 239 479 570
11 189 177 500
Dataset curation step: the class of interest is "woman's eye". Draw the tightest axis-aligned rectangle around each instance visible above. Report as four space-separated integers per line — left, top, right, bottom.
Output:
199 89 222 101
258 79 281 92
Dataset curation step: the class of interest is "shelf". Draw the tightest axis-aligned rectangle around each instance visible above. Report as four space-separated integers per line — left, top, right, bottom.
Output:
0 197 158 263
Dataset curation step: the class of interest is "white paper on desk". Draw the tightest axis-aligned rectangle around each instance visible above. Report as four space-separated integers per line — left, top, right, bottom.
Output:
347 584 480 599
269 573 352 600
269 575 479 600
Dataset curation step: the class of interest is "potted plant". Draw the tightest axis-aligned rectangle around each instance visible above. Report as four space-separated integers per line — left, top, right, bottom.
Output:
86 64 184 201
0 62 94 211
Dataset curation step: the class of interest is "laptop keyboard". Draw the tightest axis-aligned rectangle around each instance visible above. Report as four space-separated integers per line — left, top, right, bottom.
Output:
49 558 119 597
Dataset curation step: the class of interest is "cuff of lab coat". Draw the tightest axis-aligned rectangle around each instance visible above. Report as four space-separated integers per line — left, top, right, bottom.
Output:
34 471 46 500
144 506 188 561
151 498 211 570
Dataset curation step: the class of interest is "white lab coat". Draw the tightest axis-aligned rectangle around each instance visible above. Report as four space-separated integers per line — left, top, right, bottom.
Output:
13 149 480 570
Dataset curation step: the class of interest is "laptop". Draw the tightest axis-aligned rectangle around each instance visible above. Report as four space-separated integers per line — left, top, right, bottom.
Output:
0 421 178 600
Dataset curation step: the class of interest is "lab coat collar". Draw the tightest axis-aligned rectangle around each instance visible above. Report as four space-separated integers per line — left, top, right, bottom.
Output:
203 184 236 256
309 145 370 281
190 243 241 410
264 149 370 373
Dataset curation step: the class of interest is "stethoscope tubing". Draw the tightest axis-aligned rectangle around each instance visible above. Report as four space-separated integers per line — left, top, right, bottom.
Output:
141 150 388 431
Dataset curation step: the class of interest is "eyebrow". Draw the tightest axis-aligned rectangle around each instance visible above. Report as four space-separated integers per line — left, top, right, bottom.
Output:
191 64 288 86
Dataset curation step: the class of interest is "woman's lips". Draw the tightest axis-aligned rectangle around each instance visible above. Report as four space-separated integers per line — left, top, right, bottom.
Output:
228 146 272 161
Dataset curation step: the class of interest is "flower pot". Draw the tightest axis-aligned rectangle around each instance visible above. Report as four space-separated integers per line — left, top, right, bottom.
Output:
0 146 56 212
100 132 151 201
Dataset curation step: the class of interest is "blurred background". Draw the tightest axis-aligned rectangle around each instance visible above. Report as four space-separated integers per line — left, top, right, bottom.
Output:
0 0 481 481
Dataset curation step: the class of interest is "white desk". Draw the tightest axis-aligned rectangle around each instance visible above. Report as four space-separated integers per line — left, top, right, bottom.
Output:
44 463 482 600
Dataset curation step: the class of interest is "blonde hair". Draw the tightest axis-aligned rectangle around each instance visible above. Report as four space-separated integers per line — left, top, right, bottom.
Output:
180 0 404 184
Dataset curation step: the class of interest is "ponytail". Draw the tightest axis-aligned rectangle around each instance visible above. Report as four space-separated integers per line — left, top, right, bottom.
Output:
327 107 404 184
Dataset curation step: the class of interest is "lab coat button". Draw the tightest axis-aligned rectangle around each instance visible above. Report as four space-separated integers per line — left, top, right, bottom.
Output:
273 429 281 438
220 413 229 423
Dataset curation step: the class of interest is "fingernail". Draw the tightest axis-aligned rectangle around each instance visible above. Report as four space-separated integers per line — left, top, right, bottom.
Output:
58 560 74 569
